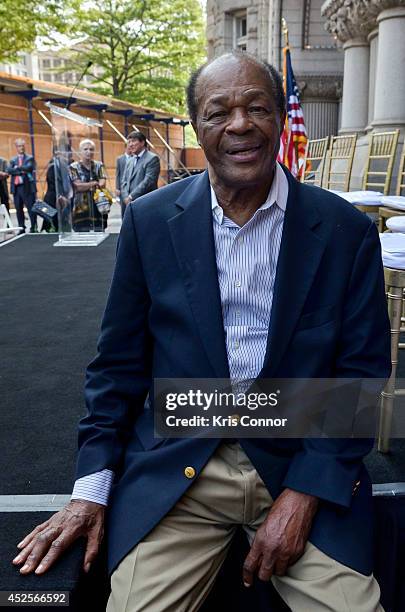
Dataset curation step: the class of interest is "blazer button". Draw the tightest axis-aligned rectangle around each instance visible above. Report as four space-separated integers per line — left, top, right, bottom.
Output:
184 466 196 479
352 480 361 495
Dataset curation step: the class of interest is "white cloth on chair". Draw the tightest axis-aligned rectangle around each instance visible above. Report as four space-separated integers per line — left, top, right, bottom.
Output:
386 217 405 233
380 233 405 269
381 196 405 211
336 191 383 205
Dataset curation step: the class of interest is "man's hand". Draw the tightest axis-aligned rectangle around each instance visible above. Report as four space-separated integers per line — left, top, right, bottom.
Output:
12 500 105 575
243 488 318 586
124 196 131 205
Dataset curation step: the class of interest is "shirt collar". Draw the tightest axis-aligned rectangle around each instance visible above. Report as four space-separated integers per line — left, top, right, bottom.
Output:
137 148 146 159
210 162 288 224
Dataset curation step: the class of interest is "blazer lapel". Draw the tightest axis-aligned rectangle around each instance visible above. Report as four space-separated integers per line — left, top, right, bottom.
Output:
262 170 326 377
168 171 230 379
130 151 147 183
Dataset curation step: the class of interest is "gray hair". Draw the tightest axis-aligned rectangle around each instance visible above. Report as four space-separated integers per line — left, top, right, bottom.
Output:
79 139 96 149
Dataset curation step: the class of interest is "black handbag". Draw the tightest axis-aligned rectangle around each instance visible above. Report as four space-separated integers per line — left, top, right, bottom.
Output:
32 199 58 222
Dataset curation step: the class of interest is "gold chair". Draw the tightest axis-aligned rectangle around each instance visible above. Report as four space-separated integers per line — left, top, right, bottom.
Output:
324 134 357 192
378 267 405 452
363 130 399 194
302 137 329 187
378 138 405 231
355 129 400 216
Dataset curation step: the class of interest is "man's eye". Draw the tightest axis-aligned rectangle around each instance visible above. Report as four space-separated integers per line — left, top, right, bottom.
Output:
249 106 268 114
207 111 227 121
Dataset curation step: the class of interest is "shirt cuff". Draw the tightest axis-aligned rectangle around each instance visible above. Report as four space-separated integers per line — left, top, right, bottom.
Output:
71 469 114 506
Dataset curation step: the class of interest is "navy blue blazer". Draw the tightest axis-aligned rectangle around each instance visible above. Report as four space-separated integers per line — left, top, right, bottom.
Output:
76 167 391 576
7 154 36 195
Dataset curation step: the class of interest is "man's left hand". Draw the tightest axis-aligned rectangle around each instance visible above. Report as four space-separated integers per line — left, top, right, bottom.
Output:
124 196 132 205
243 488 318 585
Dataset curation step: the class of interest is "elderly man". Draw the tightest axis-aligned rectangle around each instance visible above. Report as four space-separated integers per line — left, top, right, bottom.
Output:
7 138 37 233
14 53 390 611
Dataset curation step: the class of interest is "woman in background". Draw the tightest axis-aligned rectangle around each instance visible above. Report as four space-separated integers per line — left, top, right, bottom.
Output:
69 139 107 232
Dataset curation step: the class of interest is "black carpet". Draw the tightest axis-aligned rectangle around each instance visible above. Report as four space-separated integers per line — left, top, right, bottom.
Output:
1 234 405 611
1 234 118 495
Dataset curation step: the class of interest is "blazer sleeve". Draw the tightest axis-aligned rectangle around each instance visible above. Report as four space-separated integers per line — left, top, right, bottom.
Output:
20 156 35 174
6 158 19 175
75 205 152 479
282 221 391 508
115 157 122 191
130 155 160 201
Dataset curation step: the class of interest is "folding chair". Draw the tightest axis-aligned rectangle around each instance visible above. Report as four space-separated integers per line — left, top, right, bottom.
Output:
324 134 357 192
354 130 399 216
379 140 405 231
0 204 23 241
301 137 329 187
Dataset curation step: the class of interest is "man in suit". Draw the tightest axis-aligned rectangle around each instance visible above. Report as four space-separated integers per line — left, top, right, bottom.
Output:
14 53 390 611
115 138 135 219
0 155 10 212
7 138 37 233
120 130 160 215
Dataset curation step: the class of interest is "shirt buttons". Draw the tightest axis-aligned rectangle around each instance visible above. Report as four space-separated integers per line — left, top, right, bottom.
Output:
235 280 241 287
235 311 241 319
233 340 240 349
184 466 196 479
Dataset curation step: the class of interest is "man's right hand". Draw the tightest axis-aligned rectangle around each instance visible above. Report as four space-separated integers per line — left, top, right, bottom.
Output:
12 500 105 575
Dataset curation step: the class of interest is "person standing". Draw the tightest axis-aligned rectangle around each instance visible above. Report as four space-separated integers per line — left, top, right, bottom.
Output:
69 139 107 232
115 139 135 219
0 156 10 212
7 139 37 233
120 131 160 215
13 53 391 612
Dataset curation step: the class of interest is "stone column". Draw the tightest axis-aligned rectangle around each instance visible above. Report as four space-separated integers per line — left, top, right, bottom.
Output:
373 6 405 130
340 39 370 133
367 28 378 129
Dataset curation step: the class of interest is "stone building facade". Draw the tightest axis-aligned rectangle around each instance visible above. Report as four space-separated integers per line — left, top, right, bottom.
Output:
206 0 344 139
321 0 405 187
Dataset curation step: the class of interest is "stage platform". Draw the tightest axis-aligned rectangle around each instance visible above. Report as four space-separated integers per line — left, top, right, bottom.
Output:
1 234 405 611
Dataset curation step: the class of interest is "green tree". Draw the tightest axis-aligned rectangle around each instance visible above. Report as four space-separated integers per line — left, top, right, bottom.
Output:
0 0 66 63
61 0 206 114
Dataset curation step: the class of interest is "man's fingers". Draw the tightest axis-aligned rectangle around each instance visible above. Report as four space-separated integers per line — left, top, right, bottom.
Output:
18 527 62 574
17 521 50 549
258 554 276 582
243 544 262 587
13 539 38 566
83 527 103 572
34 536 72 575
273 557 289 577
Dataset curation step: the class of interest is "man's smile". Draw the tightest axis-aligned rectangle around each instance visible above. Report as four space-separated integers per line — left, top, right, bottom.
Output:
225 143 263 162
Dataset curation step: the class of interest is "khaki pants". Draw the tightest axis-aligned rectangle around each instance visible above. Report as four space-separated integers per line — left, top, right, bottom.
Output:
107 443 383 612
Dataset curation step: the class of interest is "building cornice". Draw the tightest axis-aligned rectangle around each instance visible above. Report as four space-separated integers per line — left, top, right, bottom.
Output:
298 74 343 100
321 0 405 42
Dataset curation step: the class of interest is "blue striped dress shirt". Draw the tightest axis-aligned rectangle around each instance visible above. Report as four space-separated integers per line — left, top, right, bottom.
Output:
72 162 288 505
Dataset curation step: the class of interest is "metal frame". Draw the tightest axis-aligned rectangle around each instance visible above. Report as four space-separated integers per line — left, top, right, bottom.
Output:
302 136 329 187
362 130 400 195
396 139 405 197
378 267 405 452
324 134 357 192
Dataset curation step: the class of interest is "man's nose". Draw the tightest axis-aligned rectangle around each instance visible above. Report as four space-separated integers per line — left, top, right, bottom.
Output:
225 109 252 134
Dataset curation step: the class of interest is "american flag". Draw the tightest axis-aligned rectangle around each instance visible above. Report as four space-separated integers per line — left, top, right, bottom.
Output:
277 47 308 180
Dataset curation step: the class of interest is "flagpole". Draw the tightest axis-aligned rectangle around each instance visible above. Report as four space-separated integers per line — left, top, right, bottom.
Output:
281 18 289 167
